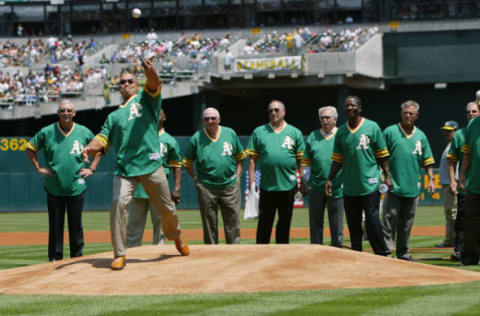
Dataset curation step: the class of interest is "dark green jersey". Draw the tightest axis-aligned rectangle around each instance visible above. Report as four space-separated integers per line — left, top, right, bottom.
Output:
96 86 163 177
448 127 467 195
384 124 434 198
183 126 246 189
246 123 305 191
462 117 480 194
332 118 389 196
133 130 182 199
301 129 343 198
27 123 94 196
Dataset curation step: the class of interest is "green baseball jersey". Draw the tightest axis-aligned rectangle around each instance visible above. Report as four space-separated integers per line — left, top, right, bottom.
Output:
133 130 182 199
332 118 389 196
448 127 467 195
27 123 94 196
462 117 480 194
96 86 163 177
383 124 435 198
246 123 305 191
301 129 343 198
183 126 246 189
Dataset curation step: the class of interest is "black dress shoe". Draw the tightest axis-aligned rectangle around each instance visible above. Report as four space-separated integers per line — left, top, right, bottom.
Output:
397 255 415 262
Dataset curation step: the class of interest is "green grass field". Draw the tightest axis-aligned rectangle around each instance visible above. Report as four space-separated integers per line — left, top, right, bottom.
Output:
0 207 479 315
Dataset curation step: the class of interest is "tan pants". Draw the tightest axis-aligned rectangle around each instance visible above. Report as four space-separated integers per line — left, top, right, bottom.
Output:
111 167 180 257
442 185 457 246
126 198 165 248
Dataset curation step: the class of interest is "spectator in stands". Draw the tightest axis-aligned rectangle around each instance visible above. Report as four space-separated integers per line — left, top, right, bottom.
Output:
223 49 233 72
26 100 101 262
147 28 158 47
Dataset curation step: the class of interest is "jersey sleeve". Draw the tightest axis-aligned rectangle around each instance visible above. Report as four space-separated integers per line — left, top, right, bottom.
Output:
295 129 305 160
26 128 45 152
422 134 435 167
447 132 460 163
462 122 472 154
140 83 163 114
96 113 114 152
301 133 313 166
246 130 259 159
182 135 197 168
373 123 389 159
167 137 183 168
331 130 343 163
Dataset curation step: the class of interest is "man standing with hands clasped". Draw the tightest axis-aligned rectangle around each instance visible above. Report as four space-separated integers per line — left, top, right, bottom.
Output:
26 100 101 262
326 96 390 256
183 107 245 244
81 56 189 270
381 100 435 261
246 100 305 244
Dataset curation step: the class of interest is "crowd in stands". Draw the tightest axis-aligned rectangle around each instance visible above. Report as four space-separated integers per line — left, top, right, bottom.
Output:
306 26 378 53
243 27 314 55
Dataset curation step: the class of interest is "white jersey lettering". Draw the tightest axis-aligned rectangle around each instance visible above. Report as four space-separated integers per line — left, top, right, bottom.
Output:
356 134 370 150
222 142 233 156
128 102 143 121
412 140 423 156
69 140 83 155
281 135 294 150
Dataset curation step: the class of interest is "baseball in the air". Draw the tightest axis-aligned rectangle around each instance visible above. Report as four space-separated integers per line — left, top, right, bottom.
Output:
132 8 142 18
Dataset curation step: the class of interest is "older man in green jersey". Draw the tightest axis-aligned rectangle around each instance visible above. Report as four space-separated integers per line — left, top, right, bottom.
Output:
82 56 189 270
183 107 245 244
326 95 391 256
126 109 182 247
448 101 479 261
381 100 435 261
26 100 101 262
247 100 305 244
459 108 480 265
300 106 344 247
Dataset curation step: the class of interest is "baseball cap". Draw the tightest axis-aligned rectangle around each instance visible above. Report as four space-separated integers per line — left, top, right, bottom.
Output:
440 120 458 131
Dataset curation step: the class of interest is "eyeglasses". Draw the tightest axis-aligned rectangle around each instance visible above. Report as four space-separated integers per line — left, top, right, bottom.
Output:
119 79 135 85
204 117 217 121
320 116 332 120
58 108 73 113
268 108 280 113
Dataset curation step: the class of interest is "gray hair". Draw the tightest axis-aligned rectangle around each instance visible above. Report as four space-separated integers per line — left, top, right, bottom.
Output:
475 90 480 99
58 99 74 111
203 107 220 118
318 106 338 119
400 100 420 112
268 100 285 111
466 101 478 110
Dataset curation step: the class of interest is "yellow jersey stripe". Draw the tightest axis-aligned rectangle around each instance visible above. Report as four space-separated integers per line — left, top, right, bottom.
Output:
143 81 162 98
246 149 259 158
375 149 389 158
182 158 194 168
26 142 37 152
95 135 109 147
169 160 183 167
446 154 458 163
462 144 470 154
332 153 343 163
235 151 247 161
423 157 435 166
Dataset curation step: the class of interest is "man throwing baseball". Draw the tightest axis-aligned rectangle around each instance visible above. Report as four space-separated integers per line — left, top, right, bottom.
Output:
82 56 189 270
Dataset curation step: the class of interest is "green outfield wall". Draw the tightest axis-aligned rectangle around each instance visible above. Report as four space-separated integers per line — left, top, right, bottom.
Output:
0 136 443 212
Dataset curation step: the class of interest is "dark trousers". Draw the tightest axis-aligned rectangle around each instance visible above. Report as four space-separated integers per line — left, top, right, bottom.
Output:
256 188 295 244
308 191 344 247
462 192 480 264
46 192 85 261
454 193 466 254
343 192 388 256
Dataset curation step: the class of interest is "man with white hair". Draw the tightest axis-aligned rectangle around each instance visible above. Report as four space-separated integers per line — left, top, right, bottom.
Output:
447 101 480 261
26 100 101 262
183 107 246 244
475 90 480 102
299 106 344 247
381 100 436 261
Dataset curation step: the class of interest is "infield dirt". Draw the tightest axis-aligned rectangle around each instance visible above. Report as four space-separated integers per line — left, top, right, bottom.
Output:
0 244 479 296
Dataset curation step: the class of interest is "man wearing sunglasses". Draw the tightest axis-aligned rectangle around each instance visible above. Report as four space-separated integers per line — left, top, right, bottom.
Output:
81 56 189 270
183 107 246 244
246 100 305 244
26 100 101 262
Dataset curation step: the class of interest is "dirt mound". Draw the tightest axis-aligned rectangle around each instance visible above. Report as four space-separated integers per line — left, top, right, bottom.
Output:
0 244 478 296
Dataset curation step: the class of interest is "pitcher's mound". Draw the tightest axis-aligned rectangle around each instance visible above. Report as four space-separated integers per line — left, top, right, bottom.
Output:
0 244 479 296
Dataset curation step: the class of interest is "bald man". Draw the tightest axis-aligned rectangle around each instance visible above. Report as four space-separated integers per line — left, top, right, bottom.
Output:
26 100 101 262
183 107 246 244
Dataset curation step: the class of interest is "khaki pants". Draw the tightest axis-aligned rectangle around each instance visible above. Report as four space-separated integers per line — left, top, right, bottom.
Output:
111 167 180 257
126 198 165 248
442 185 457 246
196 180 241 244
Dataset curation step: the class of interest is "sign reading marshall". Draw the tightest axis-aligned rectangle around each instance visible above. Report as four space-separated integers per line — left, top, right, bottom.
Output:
235 56 302 72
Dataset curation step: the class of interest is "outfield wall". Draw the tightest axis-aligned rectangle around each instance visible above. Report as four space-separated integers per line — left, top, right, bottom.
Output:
1 136 444 212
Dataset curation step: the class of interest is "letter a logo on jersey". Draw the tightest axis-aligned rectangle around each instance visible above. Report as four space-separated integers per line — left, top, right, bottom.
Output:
70 140 83 155
412 140 423 156
128 102 143 121
356 134 370 150
281 135 294 150
222 142 233 156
